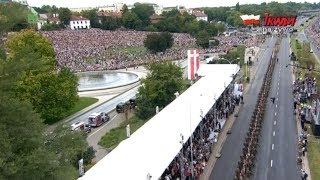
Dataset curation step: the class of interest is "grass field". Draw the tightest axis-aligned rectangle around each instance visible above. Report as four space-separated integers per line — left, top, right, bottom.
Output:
98 116 146 149
306 124 320 180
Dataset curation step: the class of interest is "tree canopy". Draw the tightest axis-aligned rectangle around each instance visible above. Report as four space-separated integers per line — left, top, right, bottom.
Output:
5 30 79 124
58 7 72 26
131 3 155 28
136 62 185 120
144 32 174 53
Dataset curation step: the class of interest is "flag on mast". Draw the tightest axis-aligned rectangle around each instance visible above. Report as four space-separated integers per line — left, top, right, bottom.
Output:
188 49 200 80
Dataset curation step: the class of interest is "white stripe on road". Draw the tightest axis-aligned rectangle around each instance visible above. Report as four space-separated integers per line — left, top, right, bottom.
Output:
274 121 276 125
276 104 278 108
275 112 277 116
88 114 119 137
272 144 274 150
273 131 276 136
271 160 273 167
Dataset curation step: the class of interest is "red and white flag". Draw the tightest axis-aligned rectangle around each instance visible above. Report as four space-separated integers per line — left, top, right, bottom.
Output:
188 49 200 80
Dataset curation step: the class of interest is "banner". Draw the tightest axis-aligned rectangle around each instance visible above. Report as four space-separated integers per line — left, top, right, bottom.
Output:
188 49 200 80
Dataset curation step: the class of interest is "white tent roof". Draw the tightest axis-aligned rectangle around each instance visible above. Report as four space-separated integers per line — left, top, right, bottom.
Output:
79 64 239 180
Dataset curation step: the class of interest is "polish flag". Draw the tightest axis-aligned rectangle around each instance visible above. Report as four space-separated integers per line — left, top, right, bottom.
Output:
240 14 260 25
188 49 200 80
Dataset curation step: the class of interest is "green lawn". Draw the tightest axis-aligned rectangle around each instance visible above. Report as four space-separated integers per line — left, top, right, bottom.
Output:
98 116 146 149
306 124 320 180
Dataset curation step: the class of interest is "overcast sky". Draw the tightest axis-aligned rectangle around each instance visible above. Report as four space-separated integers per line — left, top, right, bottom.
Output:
26 0 319 8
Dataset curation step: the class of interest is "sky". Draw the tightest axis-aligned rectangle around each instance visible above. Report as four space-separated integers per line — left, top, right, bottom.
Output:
26 0 319 9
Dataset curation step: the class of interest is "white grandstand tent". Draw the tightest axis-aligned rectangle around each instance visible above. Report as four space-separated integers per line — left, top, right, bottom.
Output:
79 64 240 180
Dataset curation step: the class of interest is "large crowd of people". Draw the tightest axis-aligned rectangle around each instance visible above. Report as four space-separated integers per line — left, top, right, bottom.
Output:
42 29 264 72
160 85 242 180
305 18 320 49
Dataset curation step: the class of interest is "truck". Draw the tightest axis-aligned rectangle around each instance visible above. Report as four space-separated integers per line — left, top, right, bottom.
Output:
88 112 110 127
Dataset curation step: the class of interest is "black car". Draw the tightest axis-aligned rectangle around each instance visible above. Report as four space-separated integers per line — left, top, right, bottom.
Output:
116 102 126 113
129 98 136 107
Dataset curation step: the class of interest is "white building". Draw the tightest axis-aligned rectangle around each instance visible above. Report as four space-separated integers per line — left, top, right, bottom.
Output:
70 16 90 30
98 3 124 12
192 10 208 22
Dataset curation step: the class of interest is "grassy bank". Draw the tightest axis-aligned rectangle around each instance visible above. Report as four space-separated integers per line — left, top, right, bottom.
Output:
98 115 146 149
45 97 98 125
306 124 320 180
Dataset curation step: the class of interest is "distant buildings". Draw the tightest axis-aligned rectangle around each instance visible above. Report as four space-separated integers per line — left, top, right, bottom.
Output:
37 13 60 30
153 5 208 22
13 0 27 5
70 16 90 30
192 10 208 22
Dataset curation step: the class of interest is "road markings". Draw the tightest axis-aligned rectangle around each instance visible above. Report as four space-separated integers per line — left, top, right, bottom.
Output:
88 114 119 138
276 104 278 108
272 144 274 150
274 121 276 125
273 131 276 136
271 160 273 167
275 112 277 116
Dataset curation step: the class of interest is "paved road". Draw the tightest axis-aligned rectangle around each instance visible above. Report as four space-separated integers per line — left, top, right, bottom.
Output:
209 37 277 180
253 37 300 180
68 86 139 125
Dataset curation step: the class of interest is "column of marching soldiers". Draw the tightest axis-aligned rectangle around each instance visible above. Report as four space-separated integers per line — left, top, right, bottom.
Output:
234 39 280 180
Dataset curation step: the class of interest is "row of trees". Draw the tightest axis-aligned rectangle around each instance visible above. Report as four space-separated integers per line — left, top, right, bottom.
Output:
203 2 320 27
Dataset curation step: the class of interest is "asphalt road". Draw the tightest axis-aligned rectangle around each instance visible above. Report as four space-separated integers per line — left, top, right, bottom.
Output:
209 37 277 180
68 86 139 125
253 37 300 180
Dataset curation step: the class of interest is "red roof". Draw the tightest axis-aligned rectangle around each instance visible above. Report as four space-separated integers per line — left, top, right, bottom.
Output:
70 16 89 21
192 11 207 17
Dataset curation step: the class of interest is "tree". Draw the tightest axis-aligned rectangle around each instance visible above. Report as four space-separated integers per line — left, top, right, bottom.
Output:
131 3 154 27
0 2 30 35
122 4 129 14
122 11 142 30
5 30 79 124
0 95 78 179
196 30 210 48
145 24 157 32
58 7 72 26
16 68 79 124
101 16 120 30
226 11 243 27
144 32 173 53
136 62 185 120
236 2 240 11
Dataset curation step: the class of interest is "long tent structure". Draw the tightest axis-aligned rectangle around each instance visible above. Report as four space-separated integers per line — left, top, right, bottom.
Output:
80 64 240 180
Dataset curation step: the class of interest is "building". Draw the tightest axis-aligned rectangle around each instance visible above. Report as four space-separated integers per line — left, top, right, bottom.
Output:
37 13 60 30
70 16 90 30
98 3 124 12
70 7 93 12
192 10 208 21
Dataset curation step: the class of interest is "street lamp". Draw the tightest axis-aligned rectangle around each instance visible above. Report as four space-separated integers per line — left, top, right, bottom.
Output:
179 134 185 180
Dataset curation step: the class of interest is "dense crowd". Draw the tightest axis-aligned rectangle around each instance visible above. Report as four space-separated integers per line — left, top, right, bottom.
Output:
42 29 264 72
160 85 242 180
305 18 320 49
